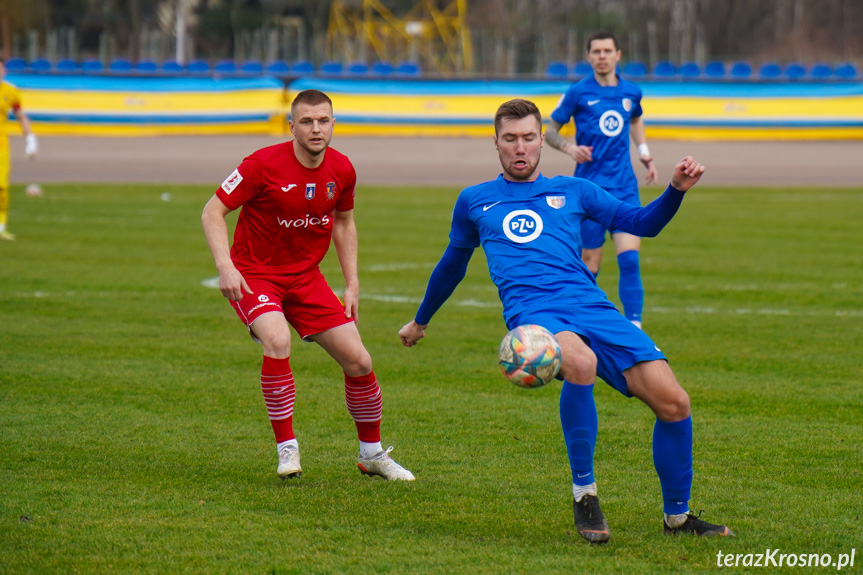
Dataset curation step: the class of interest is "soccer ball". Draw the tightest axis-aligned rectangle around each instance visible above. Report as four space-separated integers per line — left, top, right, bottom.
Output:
498 324 562 389
25 183 43 197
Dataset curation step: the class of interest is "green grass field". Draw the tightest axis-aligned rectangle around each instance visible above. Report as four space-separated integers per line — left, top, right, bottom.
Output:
1 181 861 574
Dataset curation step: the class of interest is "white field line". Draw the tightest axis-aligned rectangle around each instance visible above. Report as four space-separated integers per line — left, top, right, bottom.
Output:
10 283 863 318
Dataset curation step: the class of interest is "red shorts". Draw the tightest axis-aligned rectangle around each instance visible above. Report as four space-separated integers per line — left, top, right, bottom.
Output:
229 270 354 340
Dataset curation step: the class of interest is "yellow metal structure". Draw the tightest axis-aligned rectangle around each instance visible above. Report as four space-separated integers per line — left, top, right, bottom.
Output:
327 0 473 75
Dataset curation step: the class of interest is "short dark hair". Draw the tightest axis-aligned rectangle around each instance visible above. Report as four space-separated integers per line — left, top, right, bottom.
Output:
291 89 332 113
587 31 618 52
494 99 542 135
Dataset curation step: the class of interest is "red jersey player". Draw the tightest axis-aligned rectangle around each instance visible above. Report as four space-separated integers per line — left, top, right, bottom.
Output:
202 89 414 481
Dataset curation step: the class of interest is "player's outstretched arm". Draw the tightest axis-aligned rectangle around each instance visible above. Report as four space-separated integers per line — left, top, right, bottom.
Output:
202 195 252 301
399 321 427 347
14 109 38 159
399 243 474 348
332 209 360 321
670 156 705 192
630 116 657 184
546 119 592 164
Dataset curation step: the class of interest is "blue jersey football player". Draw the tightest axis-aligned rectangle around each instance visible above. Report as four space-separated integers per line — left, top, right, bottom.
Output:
399 99 732 543
545 31 658 329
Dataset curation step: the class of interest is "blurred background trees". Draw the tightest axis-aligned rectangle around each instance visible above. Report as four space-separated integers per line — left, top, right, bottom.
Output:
0 0 860 75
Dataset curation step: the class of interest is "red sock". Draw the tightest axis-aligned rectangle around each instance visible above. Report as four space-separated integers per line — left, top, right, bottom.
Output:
344 371 382 443
261 356 295 443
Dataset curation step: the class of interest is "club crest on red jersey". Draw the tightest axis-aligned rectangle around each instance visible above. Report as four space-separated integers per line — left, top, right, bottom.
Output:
305 183 316 199
326 182 336 200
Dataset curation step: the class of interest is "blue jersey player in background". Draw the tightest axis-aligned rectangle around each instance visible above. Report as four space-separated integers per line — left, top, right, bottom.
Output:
545 31 659 329
398 99 732 544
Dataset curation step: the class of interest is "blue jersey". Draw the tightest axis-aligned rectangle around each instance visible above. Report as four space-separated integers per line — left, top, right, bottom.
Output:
550 75 644 192
448 173 624 324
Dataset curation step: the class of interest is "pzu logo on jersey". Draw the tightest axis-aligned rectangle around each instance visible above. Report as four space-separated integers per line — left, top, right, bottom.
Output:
502 210 544 244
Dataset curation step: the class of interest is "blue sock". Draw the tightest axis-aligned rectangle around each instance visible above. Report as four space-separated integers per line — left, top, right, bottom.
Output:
617 250 643 322
559 382 598 485
653 416 693 515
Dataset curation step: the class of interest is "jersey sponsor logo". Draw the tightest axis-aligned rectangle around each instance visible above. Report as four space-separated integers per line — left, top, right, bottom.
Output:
281 184 297 192
221 169 243 194
546 196 565 209
258 295 270 302
482 201 501 211
622 98 632 112
599 110 624 137
275 213 332 229
502 209 544 244
305 183 316 199
587 99 600 106
326 182 336 200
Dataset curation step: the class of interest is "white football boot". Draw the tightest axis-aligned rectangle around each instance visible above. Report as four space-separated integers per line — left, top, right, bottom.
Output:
357 446 415 481
277 444 302 479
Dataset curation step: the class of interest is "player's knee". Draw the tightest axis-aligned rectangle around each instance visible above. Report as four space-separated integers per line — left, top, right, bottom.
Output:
261 331 291 358
617 250 640 273
343 349 373 377
658 388 690 421
560 346 597 385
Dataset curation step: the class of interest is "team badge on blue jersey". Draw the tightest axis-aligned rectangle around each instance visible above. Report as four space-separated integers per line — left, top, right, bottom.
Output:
305 183 316 200
326 182 336 200
546 196 566 209
502 209 544 244
622 98 632 112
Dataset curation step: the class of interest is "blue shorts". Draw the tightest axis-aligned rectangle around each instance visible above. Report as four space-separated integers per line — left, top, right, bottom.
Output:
581 186 641 249
508 300 665 396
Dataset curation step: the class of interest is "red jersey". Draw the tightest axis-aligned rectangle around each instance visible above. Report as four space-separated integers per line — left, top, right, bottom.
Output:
216 141 356 278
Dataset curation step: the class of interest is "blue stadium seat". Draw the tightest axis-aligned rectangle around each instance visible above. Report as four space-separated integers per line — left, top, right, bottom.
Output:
56 59 79 73
759 62 781 79
81 59 104 74
834 63 857 79
809 63 832 80
652 60 676 78
678 61 700 78
784 62 806 80
214 59 237 74
238 60 261 75
134 60 158 74
621 62 647 77
573 61 592 76
320 61 343 75
186 59 211 75
161 59 183 74
265 60 289 75
290 60 315 75
704 61 726 78
109 59 132 74
346 61 368 76
729 61 752 79
6 57 27 72
30 58 52 73
545 61 569 78
395 61 420 77
371 61 394 76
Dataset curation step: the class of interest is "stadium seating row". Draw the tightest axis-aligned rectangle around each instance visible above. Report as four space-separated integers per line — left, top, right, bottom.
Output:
3 57 422 78
545 60 860 81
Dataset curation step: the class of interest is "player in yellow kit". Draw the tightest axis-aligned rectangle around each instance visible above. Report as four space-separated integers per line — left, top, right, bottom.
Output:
0 57 39 240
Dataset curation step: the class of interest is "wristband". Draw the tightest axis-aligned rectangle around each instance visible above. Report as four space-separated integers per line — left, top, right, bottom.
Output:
637 143 650 158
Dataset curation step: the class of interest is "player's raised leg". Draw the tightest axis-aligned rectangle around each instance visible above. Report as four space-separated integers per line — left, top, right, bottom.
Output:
625 360 733 536
252 311 303 479
312 323 415 481
613 233 643 328
557 331 610 543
